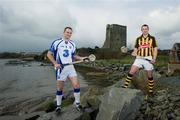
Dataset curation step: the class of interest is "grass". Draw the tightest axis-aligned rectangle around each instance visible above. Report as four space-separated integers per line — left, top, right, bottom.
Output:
61 98 74 108
156 55 169 67
96 55 134 65
96 54 169 68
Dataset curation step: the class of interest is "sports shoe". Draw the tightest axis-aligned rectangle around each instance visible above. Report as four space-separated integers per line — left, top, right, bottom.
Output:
148 92 154 97
76 104 83 111
144 92 154 101
62 95 66 101
74 102 83 111
121 86 127 88
55 106 61 114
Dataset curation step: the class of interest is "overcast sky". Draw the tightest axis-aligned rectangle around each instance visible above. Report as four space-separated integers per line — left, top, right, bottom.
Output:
0 0 180 52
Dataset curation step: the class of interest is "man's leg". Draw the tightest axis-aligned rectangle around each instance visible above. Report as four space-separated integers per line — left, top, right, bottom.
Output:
147 70 155 94
56 81 64 110
69 76 80 105
69 76 82 110
123 65 139 88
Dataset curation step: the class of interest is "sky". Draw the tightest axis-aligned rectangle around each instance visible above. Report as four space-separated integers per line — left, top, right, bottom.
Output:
0 0 180 52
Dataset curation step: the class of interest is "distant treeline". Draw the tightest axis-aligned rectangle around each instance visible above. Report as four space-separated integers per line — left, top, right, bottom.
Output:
34 50 48 61
0 52 36 59
77 47 170 59
0 48 170 60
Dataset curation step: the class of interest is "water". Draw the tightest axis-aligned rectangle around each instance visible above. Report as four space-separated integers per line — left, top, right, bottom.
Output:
0 59 88 107
0 59 114 116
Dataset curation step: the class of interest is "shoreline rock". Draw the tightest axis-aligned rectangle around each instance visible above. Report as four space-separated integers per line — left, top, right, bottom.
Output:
96 87 144 120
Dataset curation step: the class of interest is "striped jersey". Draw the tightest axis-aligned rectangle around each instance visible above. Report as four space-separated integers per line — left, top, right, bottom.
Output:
49 38 76 65
134 34 157 57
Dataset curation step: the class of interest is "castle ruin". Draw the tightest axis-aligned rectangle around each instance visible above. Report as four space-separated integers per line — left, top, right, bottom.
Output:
168 43 180 74
103 24 127 51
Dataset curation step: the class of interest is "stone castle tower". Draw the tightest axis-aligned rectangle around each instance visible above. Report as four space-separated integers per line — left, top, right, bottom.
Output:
103 24 127 51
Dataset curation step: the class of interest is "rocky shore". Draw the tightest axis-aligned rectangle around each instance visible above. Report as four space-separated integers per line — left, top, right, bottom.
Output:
0 61 179 120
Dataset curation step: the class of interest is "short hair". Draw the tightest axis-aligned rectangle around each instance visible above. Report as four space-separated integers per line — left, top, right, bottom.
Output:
64 27 73 33
141 24 149 29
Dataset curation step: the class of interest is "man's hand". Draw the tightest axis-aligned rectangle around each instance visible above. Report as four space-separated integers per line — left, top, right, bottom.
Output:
131 48 138 57
47 51 61 69
74 55 88 62
81 57 89 62
131 51 137 56
54 63 61 69
151 59 156 64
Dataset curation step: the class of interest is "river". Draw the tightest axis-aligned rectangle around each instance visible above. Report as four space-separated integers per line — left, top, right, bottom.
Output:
0 59 112 113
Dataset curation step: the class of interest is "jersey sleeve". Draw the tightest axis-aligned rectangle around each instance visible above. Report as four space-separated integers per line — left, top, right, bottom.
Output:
49 40 59 54
70 42 76 62
72 43 76 56
134 38 139 48
152 37 158 48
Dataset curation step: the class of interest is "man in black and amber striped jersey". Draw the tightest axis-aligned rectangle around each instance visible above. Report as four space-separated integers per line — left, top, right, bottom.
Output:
123 24 158 96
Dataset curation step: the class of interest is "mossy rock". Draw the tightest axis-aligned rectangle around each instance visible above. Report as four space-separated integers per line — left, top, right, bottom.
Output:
44 101 56 113
81 86 103 107
167 69 180 76
44 98 74 113
86 72 109 76
61 98 74 108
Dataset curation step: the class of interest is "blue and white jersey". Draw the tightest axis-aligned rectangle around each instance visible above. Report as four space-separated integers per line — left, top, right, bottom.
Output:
49 38 76 65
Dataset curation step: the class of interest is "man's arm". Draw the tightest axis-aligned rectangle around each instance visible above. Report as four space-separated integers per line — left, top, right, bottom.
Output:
152 47 158 63
151 37 158 64
74 55 88 61
131 48 138 56
132 38 139 56
47 51 61 69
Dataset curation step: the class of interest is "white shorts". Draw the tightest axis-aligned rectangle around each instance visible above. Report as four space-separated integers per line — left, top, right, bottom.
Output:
133 58 154 71
56 65 77 81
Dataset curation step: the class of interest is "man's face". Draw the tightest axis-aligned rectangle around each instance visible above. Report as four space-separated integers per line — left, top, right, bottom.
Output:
141 26 149 36
63 28 72 40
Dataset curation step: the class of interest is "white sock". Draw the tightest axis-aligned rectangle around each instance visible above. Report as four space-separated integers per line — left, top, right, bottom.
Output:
56 90 62 107
74 88 80 106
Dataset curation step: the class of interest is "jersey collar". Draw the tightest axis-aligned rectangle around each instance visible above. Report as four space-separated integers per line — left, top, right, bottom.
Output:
141 34 150 39
62 38 70 44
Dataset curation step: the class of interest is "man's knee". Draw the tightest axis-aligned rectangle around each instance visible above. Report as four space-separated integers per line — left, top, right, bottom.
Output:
129 71 135 75
148 75 153 78
129 69 136 75
147 71 153 78
56 81 64 90
73 83 80 89
129 65 139 75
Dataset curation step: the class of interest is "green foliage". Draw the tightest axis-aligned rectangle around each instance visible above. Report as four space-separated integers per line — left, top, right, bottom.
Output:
34 50 49 62
156 54 169 67
0 52 24 58
96 55 134 64
61 98 74 108
44 101 55 113
94 54 169 68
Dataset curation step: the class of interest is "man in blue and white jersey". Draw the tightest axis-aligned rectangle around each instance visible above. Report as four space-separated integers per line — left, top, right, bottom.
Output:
47 27 87 113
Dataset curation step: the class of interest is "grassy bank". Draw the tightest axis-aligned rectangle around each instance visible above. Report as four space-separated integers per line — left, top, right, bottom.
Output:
96 54 169 68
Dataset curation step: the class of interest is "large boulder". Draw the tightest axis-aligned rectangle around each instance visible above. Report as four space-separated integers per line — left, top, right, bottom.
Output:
96 87 144 120
132 69 161 93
